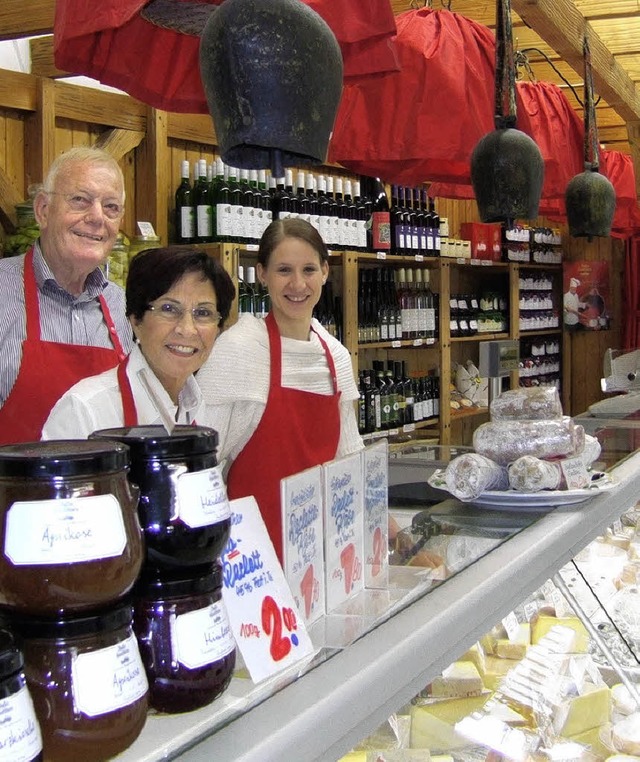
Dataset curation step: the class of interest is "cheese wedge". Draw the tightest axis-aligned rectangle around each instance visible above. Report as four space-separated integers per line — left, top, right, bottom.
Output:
430 661 485 698
410 705 472 751
531 615 590 653
554 684 611 737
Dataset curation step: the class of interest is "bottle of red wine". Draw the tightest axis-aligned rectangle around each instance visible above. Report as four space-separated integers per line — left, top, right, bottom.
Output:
364 176 391 254
175 160 195 244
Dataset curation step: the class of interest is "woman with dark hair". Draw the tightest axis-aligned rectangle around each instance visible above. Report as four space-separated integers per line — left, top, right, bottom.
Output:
198 219 363 561
42 246 235 438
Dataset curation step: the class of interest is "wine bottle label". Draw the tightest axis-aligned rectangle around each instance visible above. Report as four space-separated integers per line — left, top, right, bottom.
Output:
196 205 213 238
371 212 391 250
180 207 195 239
216 203 233 238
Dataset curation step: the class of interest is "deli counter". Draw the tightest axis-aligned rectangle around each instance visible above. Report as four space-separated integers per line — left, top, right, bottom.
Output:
116 421 640 762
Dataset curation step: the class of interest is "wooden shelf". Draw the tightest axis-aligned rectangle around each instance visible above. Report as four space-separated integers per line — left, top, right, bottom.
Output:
450 406 489 421
451 332 510 343
358 339 439 350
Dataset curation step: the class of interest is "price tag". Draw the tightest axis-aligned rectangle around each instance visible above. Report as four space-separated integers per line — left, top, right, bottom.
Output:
245 243 259 252
375 252 387 260
481 260 493 266
391 340 402 348
456 258 466 264
523 601 538 622
412 339 423 347
502 611 520 641
426 338 435 345
613 519 624 535
281 466 325 626
221 497 315 684
136 221 156 237
414 254 424 262
470 259 481 266
362 441 389 589
559 458 590 490
403 423 416 433
322 453 365 613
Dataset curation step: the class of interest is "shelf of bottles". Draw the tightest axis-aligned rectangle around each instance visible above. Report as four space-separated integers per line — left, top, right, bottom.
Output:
518 268 561 333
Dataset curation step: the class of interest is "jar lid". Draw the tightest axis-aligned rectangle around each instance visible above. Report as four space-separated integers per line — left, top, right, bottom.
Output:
0 440 130 479
135 562 222 599
0 629 23 678
90 425 218 459
3 603 133 640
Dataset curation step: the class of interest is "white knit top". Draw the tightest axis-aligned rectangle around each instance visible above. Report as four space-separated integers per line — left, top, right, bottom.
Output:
197 314 363 468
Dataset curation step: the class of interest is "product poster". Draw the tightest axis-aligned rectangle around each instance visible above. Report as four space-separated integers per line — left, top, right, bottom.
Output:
362 440 389 589
281 465 326 626
221 497 315 684
563 261 610 330
322 452 365 613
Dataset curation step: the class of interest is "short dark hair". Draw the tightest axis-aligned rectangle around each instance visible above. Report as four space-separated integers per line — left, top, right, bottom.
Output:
126 246 235 326
257 219 329 267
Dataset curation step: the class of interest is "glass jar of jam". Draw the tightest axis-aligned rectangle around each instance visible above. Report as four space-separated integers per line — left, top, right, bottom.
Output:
90 426 230 569
0 441 143 616
6 604 148 762
133 562 235 713
0 629 42 762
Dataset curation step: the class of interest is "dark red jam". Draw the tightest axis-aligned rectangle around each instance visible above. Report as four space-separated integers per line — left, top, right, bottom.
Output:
133 562 236 713
90 426 230 570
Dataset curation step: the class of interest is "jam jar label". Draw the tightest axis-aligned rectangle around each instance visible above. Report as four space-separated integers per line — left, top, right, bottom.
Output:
173 601 235 670
0 684 43 762
72 633 148 717
176 466 231 528
5 495 127 565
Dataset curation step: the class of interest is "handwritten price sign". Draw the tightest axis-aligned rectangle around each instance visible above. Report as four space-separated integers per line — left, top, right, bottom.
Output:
322 453 364 612
221 497 314 684
363 441 389 589
281 466 325 626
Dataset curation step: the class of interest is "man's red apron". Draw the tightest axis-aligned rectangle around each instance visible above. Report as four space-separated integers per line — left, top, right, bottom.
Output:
0 248 127 444
226 312 341 561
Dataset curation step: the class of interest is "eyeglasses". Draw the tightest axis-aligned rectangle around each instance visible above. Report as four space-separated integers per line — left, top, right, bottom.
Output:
47 192 124 220
147 301 221 326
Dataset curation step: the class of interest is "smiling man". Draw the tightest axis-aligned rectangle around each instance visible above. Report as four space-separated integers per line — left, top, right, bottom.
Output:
0 146 134 443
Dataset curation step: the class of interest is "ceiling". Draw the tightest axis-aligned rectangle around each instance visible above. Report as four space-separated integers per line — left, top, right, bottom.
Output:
2 0 640 189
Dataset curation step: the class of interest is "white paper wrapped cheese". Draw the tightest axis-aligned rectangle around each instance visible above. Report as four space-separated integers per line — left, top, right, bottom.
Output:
473 417 585 465
444 453 509 501
489 387 563 421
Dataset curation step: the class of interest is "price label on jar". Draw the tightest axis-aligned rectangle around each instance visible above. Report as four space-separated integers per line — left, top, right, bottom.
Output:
177 465 231 528
221 497 315 684
5 495 126 565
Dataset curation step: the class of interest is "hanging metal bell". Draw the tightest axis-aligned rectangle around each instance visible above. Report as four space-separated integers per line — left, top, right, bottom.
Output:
565 168 616 239
470 127 545 223
199 0 343 176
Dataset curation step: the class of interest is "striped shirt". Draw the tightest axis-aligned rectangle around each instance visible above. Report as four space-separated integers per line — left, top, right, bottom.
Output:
0 242 134 406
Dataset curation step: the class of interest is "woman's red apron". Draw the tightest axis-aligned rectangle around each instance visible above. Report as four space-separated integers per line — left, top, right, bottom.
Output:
0 248 127 444
226 312 341 561
117 357 138 426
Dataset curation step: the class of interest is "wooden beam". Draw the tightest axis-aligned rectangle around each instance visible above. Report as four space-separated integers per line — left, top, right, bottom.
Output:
24 76 56 190
30 36 69 79
626 120 640 197
167 113 217 145
135 107 169 244
54 81 147 131
0 166 22 232
0 69 37 112
512 0 640 125
0 0 54 41
95 128 146 162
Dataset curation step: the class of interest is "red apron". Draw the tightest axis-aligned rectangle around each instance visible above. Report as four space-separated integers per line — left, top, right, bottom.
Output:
0 248 127 444
226 312 341 561
117 357 138 426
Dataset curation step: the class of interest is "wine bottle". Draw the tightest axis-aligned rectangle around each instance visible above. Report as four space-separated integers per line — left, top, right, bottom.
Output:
430 196 441 255
257 170 272 239
390 185 404 256
306 172 320 232
194 158 213 243
285 169 298 219
239 169 254 243
296 171 310 224
244 266 258 315
353 180 368 252
215 162 233 242
326 176 341 250
366 176 391 253
333 177 346 250
228 166 243 243
422 268 436 340
316 175 331 245
174 159 195 244
343 179 358 251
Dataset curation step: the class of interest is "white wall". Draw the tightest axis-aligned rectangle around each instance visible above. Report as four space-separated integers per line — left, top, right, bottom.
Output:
0 37 124 93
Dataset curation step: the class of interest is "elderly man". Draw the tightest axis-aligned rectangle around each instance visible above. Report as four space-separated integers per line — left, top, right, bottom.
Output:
0 146 134 443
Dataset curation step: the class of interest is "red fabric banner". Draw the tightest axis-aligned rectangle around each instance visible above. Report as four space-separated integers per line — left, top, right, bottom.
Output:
54 0 399 113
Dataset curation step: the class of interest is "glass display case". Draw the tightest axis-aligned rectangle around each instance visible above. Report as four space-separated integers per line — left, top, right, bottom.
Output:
115 427 640 762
